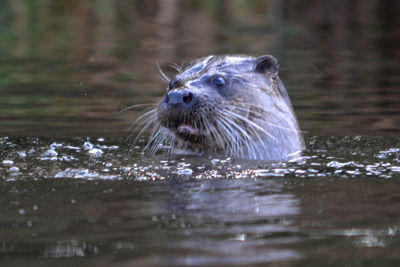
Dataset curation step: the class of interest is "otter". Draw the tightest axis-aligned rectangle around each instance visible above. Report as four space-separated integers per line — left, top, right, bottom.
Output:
134 54 304 161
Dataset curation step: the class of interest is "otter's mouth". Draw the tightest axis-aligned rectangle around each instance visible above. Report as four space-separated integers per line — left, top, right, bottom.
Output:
174 123 202 143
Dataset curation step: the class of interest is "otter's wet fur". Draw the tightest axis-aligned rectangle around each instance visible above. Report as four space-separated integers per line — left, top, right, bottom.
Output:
133 54 304 161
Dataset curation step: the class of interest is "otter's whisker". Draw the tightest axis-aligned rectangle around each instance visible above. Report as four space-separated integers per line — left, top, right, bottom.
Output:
204 116 226 151
132 114 158 145
143 124 163 152
168 62 183 74
266 122 300 133
148 128 168 156
215 114 246 157
157 61 171 82
128 108 158 131
216 109 260 158
120 103 157 113
224 110 276 141
168 134 176 153
227 103 273 114
214 118 237 156
218 114 259 159
219 109 271 159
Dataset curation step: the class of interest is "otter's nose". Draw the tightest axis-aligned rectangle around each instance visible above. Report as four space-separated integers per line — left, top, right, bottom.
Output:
164 90 196 109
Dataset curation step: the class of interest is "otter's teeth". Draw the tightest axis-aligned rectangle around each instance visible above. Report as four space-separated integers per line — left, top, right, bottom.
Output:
177 124 199 135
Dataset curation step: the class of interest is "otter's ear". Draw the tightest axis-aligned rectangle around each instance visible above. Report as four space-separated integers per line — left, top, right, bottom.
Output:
254 55 279 76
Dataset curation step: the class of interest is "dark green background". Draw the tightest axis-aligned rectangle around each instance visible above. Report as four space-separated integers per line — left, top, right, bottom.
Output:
0 0 399 137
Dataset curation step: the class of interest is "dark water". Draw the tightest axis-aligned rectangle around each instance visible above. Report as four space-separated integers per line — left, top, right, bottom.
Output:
1 1 400 266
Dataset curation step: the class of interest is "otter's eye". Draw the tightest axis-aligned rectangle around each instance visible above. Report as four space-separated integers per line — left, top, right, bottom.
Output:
212 76 226 89
168 79 179 90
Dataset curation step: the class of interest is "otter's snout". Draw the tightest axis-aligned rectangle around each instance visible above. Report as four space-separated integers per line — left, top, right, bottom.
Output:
164 90 196 110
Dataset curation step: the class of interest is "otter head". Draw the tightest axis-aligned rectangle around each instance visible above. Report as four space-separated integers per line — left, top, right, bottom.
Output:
137 54 304 160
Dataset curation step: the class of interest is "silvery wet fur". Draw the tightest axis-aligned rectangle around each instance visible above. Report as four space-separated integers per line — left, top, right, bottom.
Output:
134 55 304 161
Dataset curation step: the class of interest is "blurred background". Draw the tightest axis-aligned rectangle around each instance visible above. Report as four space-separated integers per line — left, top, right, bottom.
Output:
0 0 399 137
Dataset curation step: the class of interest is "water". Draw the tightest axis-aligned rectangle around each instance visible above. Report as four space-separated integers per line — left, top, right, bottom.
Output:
1 136 400 266
1 1 400 266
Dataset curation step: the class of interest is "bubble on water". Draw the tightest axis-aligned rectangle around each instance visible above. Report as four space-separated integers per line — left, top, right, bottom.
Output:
18 151 27 158
381 148 399 154
55 168 101 179
41 157 58 161
42 149 58 157
2 160 14 165
135 176 148 181
211 159 220 164
327 161 347 168
376 148 400 159
177 162 191 168
88 148 104 156
177 168 193 176
83 141 93 150
9 167 19 172
77 169 89 176
275 168 290 174
61 156 76 162
50 142 63 149
253 169 284 177
65 145 81 150
234 172 249 179
391 166 400 172
122 167 131 172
